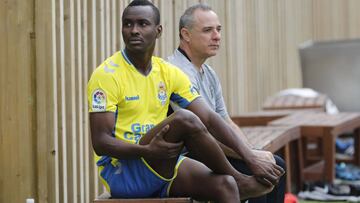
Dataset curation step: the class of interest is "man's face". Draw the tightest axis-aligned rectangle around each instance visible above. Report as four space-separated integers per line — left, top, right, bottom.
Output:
122 6 161 53
187 10 221 58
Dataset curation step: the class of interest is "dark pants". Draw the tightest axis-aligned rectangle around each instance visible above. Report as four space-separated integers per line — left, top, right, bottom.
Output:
228 155 286 203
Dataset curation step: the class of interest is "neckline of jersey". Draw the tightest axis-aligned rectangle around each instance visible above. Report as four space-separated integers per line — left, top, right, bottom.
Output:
121 49 154 77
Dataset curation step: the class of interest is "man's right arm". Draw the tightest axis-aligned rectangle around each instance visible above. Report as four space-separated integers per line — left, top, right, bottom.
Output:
90 112 183 160
90 112 149 159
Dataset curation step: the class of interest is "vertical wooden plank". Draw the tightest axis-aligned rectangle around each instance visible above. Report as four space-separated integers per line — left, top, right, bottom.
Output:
75 0 85 202
0 0 36 202
224 0 236 113
234 0 247 112
242 0 258 111
225 0 244 114
35 0 58 202
0 1 9 202
111 0 117 53
172 0 188 49
52 0 60 202
92 0 100 198
90 0 97 71
87 0 95 199
58 0 68 202
68 0 78 202
64 0 72 201
105 1 111 57
157 0 175 58
312 0 348 40
82 0 91 201
100 0 105 61
0 0 4 199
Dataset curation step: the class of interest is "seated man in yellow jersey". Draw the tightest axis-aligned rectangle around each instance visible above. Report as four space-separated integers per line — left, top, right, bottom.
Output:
167 4 286 203
88 0 284 202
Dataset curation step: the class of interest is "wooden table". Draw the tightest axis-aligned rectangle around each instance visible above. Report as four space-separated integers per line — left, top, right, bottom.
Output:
269 112 360 183
262 94 327 112
241 126 301 192
231 110 294 127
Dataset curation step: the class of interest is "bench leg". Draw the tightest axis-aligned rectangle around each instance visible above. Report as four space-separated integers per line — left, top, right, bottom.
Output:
284 144 292 192
297 138 304 191
323 129 335 182
354 128 360 165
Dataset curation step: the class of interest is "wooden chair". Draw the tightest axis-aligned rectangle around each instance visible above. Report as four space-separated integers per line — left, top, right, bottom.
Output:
262 93 329 175
269 112 360 183
262 94 327 112
231 110 294 127
241 125 302 192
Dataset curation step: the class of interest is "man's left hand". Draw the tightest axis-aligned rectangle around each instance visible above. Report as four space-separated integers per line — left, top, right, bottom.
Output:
247 150 285 187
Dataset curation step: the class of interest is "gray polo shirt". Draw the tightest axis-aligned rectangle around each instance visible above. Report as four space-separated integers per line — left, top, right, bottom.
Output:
167 49 229 119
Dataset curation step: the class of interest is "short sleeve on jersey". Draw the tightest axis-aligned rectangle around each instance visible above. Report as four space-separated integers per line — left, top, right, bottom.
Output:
88 68 121 113
169 67 200 108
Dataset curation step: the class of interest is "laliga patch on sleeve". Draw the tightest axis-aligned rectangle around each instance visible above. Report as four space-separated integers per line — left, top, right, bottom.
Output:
92 89 107 112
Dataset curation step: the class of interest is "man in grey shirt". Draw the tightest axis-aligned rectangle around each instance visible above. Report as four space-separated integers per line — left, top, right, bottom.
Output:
168 4 286 203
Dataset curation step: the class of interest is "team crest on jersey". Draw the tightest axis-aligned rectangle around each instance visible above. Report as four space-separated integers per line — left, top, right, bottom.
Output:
92 89 106 112
157 81 167 106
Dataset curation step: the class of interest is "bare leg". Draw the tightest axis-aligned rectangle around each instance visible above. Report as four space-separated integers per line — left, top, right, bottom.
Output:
140 109 239 177
140 109 272 199
170 158 239 202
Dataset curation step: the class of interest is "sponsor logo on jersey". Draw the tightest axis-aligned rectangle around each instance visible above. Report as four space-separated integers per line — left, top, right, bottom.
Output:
123 123 155 143
92 89 106 111
158 81 167 106
125 95 140 101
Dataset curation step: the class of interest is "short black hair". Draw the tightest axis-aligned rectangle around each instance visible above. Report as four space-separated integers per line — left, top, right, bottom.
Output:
124 0 160 25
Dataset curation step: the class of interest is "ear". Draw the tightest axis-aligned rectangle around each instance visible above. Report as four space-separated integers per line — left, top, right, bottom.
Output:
156 25 163 38
180 27 191 42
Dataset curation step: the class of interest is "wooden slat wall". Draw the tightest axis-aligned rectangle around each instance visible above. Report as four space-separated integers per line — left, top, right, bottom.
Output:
2 1 360 203
0 0 37 203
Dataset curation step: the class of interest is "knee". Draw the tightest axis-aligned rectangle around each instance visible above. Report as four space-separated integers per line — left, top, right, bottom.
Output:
213 175 238 200
172 109 207 133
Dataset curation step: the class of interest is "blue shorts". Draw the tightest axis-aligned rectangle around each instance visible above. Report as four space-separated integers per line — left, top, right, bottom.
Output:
97 156 186 198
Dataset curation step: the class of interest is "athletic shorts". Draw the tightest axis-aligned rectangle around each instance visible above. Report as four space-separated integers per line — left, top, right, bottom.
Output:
97 155 186 198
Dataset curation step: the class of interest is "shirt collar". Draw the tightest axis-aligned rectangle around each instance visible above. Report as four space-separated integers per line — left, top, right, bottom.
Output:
177 47 191 62
176 48 205 74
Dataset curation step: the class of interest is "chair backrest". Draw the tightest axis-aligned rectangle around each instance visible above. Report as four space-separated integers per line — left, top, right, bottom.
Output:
299 39 360 112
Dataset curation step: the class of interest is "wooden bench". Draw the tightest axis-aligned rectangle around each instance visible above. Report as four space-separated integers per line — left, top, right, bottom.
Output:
241 126 302 192
93 192 196 203
269 112 360 183
262 94 327 112
94 198 194 203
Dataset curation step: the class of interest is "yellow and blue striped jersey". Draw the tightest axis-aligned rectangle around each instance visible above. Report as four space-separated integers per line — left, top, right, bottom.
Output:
88 50 199 146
